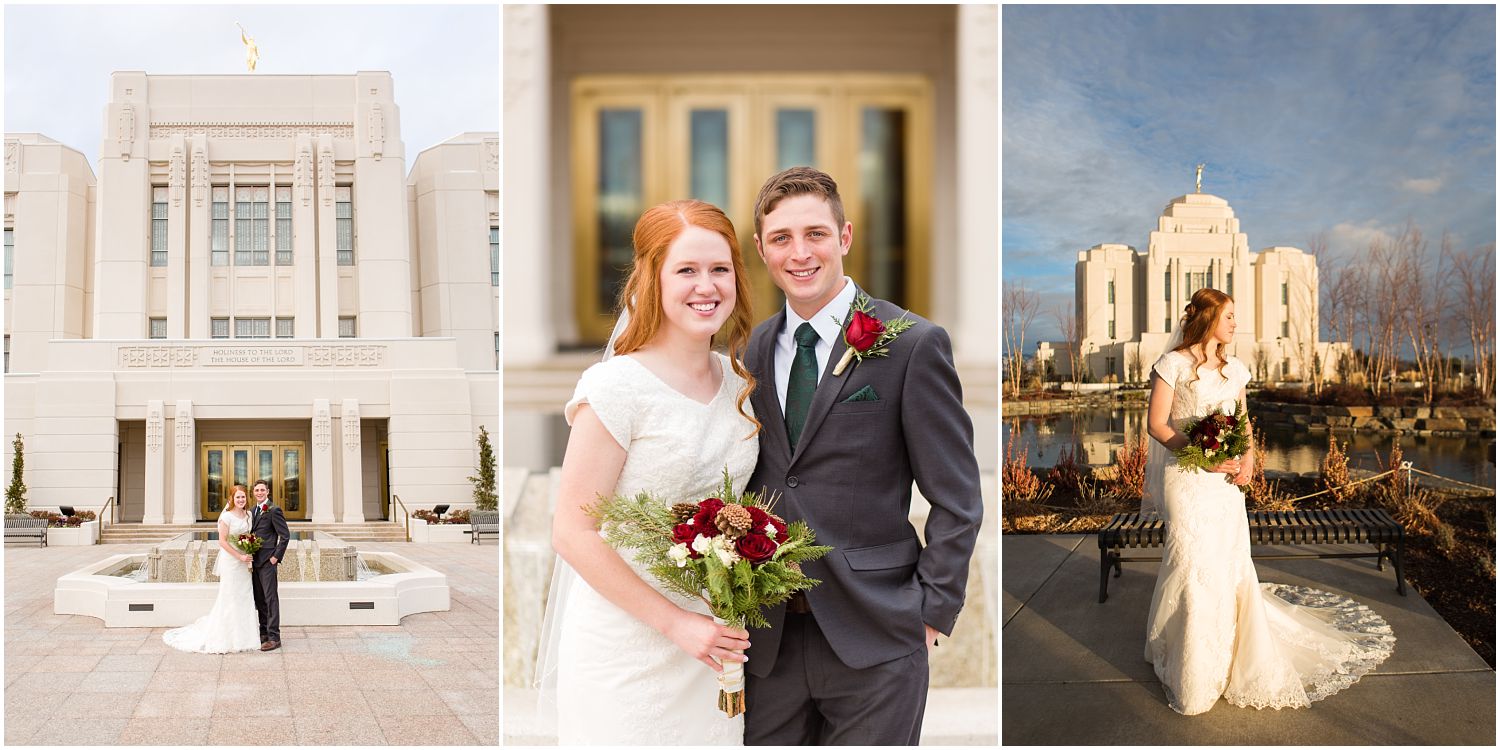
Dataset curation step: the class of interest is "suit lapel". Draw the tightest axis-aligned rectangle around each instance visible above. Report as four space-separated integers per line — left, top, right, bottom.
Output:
790 295 859 461
753 309 794 464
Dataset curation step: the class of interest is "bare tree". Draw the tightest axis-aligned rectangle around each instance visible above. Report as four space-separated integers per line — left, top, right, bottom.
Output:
1322 260 1364 383
1448 240 1496 397
1364 232 1406 396
1002 282 1041 397
1053 304 1083 391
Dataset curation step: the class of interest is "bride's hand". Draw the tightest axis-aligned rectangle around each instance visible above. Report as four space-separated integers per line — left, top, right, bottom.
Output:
663 610 750 673
1212 458 1241 477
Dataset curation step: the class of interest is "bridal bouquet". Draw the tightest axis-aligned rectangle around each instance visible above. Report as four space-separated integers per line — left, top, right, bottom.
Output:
1174 401 1251 474
589 469 832 718
232 533 262 557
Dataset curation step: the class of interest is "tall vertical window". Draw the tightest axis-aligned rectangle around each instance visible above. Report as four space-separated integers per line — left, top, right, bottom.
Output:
1282 320 1289 338
338 316 356 338
210 317 230 339
4 227 12 290
1107 279 1115 304
211 187 229 266
275 186 292 265
1163 270 1170 301
150 187 168 266
1108 320 1116 339
335 186 353 265
149 318 167 339
1164 316 1171 333
3 335 7 372
275 318 294 338
235 186 269 265
490 226 499 286
1281 281 1289 305
495 332 500 369
1227 271 1234 298
235 318 271 338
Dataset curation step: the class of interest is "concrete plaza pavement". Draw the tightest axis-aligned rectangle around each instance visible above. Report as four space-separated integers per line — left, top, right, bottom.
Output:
5 540 498 745
1003 534 1495 745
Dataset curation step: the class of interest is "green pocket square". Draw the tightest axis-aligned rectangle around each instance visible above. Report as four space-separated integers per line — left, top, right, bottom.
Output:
842 385 879 403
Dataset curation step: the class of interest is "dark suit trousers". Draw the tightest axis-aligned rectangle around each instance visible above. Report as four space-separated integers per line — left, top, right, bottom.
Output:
745 612 928 746
252 562 280 642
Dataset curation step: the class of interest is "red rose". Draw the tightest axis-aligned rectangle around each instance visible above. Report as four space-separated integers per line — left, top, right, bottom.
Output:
746 506 769 530
844 311 885 352
734 532 778 564
671 523 696 546
690 498 725 538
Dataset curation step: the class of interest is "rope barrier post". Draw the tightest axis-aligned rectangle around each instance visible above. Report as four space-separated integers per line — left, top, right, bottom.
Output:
1400 461 1414 498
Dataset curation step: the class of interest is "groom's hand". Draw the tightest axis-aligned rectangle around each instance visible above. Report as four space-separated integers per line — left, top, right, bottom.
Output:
924 624 940 654
269 556 278 565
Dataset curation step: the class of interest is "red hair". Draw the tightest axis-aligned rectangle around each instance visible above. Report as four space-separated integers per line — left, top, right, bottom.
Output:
1173 287 1233 381
613 200 759 436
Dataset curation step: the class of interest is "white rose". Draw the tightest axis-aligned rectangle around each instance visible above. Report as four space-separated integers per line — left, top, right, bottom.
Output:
711 535 740 566
667 543 691 567
691 534 713 555
764 523 777 537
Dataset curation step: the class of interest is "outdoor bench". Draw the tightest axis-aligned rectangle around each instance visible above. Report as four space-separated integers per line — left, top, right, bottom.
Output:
1097 508 1405 602
470 510 499 545
4 515 48 547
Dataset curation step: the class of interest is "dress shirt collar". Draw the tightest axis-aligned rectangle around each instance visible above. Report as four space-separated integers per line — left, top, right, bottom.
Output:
782 276 859 348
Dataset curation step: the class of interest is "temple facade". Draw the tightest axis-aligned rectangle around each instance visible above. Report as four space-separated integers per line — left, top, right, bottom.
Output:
3 71 498 523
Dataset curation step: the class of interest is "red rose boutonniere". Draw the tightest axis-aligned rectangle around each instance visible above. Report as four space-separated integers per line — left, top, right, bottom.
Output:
831 293 915 376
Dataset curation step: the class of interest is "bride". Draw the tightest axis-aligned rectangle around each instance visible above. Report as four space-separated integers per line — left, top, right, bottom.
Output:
1142 288 1395 714
541 199 761 744
162 484 262 654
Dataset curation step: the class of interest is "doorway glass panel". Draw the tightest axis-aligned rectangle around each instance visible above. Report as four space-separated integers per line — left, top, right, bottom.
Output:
776 109 816 170
201 442 308 520
281 448 301 514
689 109 729 209
597 108 644 315
860 107 909 309
205 449 224 514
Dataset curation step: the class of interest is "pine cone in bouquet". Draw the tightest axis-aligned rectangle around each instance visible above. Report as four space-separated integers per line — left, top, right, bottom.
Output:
715 504 753 538
671 502 700 523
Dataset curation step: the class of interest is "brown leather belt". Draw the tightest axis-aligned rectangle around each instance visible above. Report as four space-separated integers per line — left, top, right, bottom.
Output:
786 591 811 614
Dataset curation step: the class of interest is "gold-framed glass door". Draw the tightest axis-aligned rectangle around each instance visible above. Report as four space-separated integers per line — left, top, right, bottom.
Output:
200 442 307 520
572 74 933 345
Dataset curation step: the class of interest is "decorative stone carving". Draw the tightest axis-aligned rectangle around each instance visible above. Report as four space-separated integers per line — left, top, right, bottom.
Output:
367 104 384 160
318 144 334 207
191 145 208 207
314 403 332 452
306 345 386 367
117 343 385 368
169 145 185 206
119 346 197 368
4 140 18 182
342 401 361 453
116 104 135 160
149 122 354 140
295 143 313 207
146 404 163 453
485 138 499 174
175 402 194 453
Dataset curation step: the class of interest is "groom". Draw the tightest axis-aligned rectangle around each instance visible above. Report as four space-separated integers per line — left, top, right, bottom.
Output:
249 478 290 652
742 167 983 745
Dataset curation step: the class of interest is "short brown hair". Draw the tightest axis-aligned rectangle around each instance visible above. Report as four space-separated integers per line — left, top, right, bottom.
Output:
752 166 846 238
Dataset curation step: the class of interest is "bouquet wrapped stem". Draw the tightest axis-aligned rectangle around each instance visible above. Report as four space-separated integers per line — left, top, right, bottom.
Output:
589 469 832 718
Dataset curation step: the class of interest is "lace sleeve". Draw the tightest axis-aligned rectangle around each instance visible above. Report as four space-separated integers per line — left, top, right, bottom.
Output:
563 360 634 449
1150 351 1181 386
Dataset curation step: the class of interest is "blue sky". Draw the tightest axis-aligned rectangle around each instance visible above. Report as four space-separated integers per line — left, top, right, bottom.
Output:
4 3 498 169
1002 4 1496 348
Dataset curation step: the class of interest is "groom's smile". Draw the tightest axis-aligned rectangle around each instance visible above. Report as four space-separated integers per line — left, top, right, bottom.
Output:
755 193 852 319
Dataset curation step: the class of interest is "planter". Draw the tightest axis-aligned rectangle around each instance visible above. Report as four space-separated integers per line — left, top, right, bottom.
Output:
408 517 471 543
47 520 100 546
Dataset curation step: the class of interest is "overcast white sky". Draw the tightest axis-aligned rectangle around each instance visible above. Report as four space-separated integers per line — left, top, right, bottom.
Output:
4 3 499 168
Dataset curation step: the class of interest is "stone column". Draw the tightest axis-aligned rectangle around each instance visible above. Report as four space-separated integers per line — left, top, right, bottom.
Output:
314 136 339 338
166 136 188 338
93 72 151 338
292 135 318 338
352 72 413 338
171 400 196 524
187 136 211 338
502 4 556 365
310 399 336 523
143 400 166 524
339 399 365 523
952 2 998 368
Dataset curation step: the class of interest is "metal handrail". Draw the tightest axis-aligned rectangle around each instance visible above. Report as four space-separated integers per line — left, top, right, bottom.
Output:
393 494 411 542
96 495 115 528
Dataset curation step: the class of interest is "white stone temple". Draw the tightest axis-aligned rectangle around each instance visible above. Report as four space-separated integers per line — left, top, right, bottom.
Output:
3 71 498 527
1038 188 1347 384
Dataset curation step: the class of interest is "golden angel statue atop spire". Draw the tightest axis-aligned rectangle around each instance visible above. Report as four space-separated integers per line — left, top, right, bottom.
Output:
1195 163 1205 194
237 23 259 72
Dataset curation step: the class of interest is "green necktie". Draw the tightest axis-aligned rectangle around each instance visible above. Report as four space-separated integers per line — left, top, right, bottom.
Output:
785 322 820 448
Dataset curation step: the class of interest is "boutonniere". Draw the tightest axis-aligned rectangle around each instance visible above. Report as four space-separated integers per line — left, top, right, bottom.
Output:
831 293 915 376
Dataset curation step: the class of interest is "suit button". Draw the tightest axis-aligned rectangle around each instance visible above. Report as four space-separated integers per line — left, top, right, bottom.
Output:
786 475 799 488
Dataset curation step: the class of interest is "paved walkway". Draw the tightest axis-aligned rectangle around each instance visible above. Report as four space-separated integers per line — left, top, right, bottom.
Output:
1003 534 1495 745
5 541 498 746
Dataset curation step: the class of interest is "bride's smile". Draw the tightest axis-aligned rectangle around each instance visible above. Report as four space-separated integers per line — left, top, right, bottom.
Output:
659 224 737 340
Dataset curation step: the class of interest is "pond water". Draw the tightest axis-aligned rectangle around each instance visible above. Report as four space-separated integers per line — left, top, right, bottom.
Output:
1004 406 1496 488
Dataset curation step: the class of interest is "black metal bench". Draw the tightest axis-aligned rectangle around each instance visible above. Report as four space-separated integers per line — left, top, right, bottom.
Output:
1097 508 1406 602
4 515 48 547
470 510 499 545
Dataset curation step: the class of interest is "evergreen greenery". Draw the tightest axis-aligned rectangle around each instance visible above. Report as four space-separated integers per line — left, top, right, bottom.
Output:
1173 401 1252 475
468 426 498 511
5 433 27 516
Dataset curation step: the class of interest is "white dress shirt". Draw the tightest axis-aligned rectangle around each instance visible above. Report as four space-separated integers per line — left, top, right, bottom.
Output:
774 277 859 416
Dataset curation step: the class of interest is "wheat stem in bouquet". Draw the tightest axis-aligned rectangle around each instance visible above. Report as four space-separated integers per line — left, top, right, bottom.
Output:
589 468 832 717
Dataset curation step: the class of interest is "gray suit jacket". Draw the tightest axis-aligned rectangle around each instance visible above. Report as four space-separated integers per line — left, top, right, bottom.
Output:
744 290 983 674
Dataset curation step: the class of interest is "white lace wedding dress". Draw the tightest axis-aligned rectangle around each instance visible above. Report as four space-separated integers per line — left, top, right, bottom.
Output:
554 352 759 745
1144 350 1395 715
162 511 262 654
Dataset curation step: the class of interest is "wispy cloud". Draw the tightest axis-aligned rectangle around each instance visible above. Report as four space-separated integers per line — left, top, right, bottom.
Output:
1003 5 1496 348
